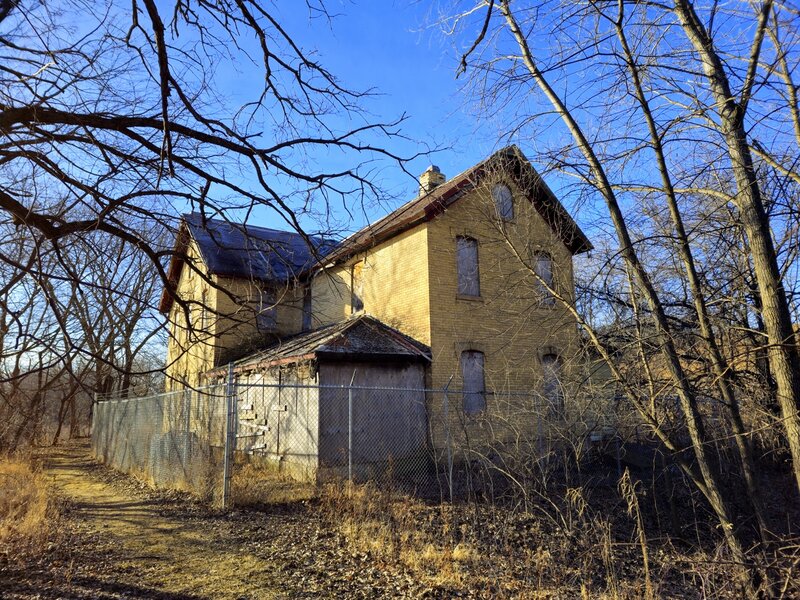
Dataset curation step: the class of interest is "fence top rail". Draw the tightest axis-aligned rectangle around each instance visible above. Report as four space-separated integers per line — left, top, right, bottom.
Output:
235 383 543 396
95 383 226 403
96 383 558 404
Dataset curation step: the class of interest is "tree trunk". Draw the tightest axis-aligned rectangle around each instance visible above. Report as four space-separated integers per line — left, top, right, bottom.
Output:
673 0 800 498
497 3 759 592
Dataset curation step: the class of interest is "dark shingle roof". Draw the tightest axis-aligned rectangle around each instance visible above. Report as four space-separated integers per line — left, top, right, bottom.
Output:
184 213 337 281
158 213 338 313
322 145 592 267
206 314 431 376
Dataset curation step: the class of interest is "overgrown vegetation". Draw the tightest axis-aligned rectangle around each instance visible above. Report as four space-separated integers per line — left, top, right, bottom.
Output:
0 456 58 554
317 459 800 598
231 461 316 507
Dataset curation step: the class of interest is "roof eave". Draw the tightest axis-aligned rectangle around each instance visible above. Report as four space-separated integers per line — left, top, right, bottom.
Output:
158 220 190 314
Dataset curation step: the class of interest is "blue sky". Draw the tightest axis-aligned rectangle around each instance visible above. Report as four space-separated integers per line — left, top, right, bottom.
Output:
212 2 522 233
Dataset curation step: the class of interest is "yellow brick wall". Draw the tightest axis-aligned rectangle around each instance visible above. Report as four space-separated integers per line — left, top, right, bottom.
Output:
424 177 580 400
310 266 351 328
419 179 583 449
164 239 215 391
310 225 432 344
211 275 303 364
164 239 304 390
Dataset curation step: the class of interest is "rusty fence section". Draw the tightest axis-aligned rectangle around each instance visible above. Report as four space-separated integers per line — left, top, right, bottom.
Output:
92 380 617 507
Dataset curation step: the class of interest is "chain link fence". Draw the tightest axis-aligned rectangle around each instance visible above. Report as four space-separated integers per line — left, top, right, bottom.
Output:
92 382 234 504
92 377 618 507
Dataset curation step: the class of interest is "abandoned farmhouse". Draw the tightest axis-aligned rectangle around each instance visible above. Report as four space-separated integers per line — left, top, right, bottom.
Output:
158 146 593 477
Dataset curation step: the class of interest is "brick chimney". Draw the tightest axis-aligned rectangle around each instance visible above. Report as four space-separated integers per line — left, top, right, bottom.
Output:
419 165 445 195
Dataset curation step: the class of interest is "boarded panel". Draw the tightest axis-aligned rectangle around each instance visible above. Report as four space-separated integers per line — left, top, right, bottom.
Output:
317 361 427 476
460 350 486 415
456 236 480 297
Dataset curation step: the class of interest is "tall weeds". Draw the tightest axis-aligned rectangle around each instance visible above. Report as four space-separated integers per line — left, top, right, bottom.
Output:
0 456 57 553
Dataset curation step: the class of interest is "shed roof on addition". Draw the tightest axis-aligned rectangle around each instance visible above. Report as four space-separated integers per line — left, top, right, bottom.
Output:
206 314 431 377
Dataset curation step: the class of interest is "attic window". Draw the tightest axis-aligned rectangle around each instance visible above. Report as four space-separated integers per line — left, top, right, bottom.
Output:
461 350 486 415
456 236 480 297
492 184 514 221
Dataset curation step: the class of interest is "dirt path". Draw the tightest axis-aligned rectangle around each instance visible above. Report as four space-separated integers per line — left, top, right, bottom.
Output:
1 443 424 600
37 444 283 599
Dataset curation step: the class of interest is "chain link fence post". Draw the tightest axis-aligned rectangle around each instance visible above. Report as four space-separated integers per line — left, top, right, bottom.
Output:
443 379 453 503
183 388 191 466
222 363 237 509
348 383 353 485
348 370 357 485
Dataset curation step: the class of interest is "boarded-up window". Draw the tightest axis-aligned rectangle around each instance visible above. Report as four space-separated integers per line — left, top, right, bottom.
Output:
542 353 563 413
302 285 312 331
461 350 486 415
492 184 514 221
351 261 364 313
534 252 555 306
456 236 480 297
257 288 277 332
200 289 209 335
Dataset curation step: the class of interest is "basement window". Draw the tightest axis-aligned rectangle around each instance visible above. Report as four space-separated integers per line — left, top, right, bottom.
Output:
456 236 480 297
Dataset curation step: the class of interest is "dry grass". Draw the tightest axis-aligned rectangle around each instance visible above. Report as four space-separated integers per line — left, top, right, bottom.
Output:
320 482 479 588
0 456 57 552
231 462 316 507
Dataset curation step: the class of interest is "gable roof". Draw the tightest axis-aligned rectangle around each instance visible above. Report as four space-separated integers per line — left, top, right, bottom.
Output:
206 314 431 376
320 145 592 268
159 146 591 313
158 213 337 313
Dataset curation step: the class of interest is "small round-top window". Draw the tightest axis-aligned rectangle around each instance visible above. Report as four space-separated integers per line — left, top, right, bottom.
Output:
492 184 514 221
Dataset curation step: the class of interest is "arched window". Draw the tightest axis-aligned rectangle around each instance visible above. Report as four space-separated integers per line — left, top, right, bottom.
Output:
533 252 555 306
461 350 486 415
542 353 563 413
456 236 480 297
492 183 514 221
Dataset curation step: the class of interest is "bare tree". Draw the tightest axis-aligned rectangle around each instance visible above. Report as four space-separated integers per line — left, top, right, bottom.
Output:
443 0 800 593
0 0 418 360
0 1 422 439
